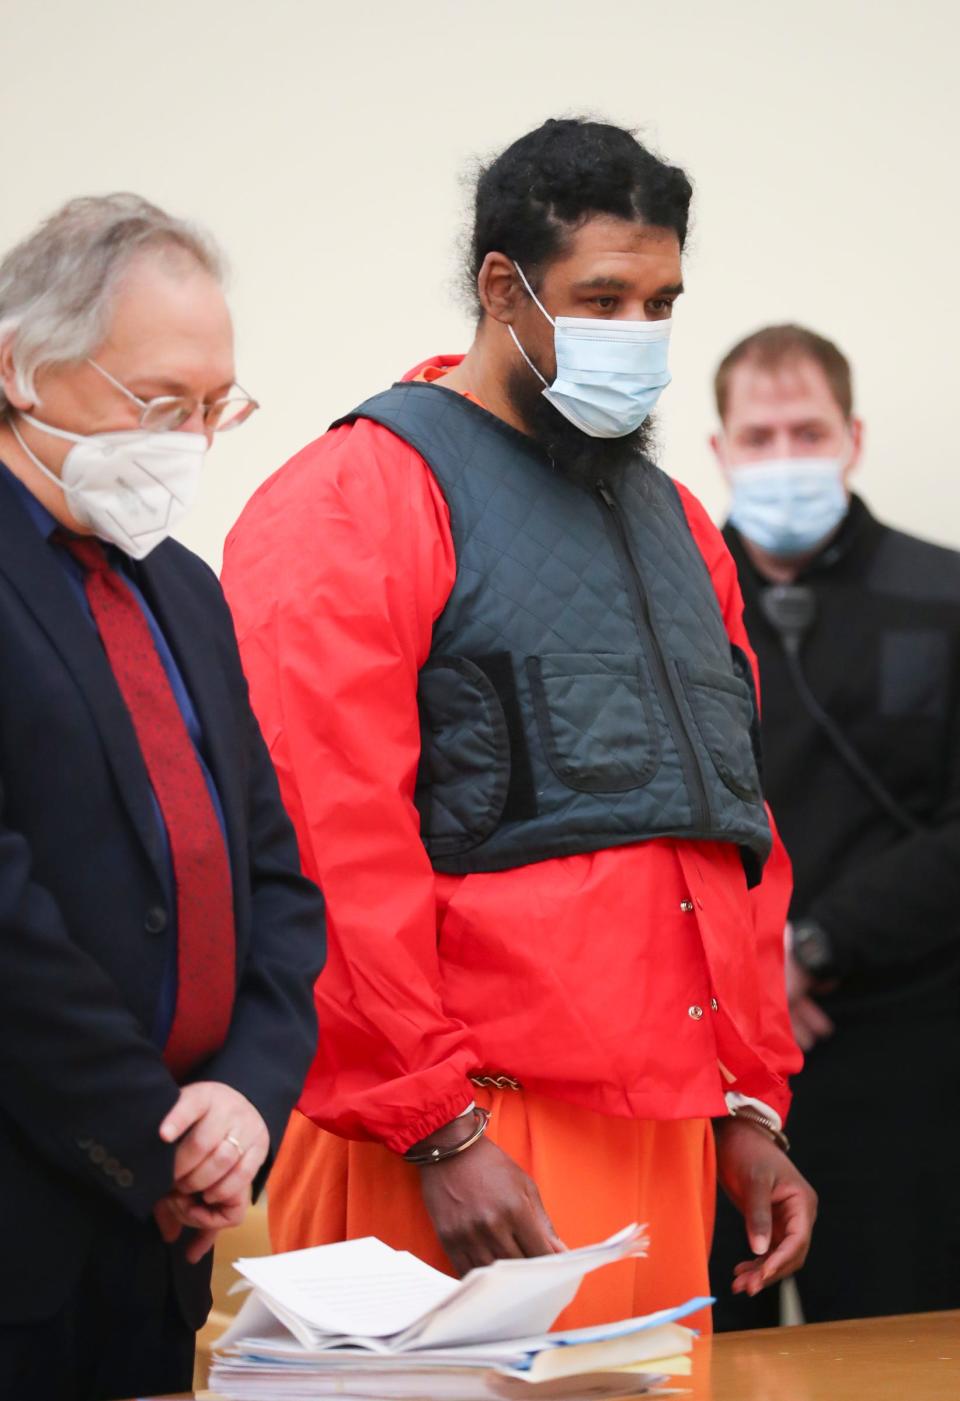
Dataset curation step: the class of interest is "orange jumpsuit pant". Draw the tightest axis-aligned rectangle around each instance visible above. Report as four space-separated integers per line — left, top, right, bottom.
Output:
268 1087 716 1335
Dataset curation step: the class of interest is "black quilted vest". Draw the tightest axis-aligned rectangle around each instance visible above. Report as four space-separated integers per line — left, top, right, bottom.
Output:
335 383 771 882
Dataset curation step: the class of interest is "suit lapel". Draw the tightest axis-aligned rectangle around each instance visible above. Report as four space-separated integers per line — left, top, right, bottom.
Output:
0 477 167 884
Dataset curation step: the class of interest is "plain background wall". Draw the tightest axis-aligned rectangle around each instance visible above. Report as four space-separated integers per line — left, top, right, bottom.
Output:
2 0 957 567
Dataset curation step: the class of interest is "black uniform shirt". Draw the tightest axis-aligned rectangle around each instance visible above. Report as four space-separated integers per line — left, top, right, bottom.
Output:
724 495 960 1021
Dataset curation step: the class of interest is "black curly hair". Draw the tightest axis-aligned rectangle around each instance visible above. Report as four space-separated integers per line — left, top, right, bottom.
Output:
469 117 693 308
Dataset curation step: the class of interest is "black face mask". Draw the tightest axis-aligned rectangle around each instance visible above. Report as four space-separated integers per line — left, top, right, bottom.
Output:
504 362 657 491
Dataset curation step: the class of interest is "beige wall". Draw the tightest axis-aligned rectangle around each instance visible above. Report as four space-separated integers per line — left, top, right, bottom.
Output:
2 0 957 567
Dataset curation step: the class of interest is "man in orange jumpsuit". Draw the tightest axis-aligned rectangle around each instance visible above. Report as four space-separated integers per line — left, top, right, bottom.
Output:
223 117 815 1329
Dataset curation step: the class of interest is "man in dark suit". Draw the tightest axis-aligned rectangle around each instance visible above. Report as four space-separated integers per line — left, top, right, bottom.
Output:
708 323 960 1326
0 194 326 1400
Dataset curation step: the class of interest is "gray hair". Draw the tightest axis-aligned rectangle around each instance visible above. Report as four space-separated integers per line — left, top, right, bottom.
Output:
0 193 225 416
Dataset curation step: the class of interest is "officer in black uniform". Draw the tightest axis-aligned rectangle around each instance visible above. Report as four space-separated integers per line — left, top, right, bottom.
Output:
707 323 960 1326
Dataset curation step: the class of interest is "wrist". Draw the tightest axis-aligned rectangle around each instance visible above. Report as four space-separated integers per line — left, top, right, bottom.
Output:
790 918 836 978
404 1107 490 1166
410 1109 475 1153
722 1105 791 1154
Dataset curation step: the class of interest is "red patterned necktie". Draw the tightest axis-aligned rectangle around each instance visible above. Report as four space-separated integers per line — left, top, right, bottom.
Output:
61 535 235 1079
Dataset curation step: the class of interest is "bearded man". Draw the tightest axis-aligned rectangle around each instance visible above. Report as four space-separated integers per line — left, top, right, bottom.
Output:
223 118 815 1329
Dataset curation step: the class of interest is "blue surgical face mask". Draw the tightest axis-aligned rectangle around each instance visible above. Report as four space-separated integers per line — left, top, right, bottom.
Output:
507 262 672 439
728 457 849 557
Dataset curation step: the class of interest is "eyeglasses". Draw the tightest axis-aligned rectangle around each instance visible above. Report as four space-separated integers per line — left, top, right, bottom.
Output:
87 358 259 433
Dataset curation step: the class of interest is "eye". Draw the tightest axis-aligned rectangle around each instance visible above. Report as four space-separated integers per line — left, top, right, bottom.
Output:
592 296 618 312
647 298 675 316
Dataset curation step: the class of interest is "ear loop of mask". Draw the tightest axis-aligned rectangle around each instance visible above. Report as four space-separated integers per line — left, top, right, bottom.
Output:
8 417 67 494
507 262 554 390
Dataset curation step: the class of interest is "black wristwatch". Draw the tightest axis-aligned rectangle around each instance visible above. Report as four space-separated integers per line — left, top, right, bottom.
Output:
791 919 835 978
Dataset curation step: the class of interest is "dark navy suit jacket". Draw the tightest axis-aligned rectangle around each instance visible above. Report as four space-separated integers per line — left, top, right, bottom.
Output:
0 468 325 1326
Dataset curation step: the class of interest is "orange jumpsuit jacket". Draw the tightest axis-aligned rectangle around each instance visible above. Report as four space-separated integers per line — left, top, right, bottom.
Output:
221 356 801 1156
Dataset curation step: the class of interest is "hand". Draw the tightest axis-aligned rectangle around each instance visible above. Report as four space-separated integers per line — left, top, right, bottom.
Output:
790 993 835 1051
417 1135 565 1276
159 1081 269 1203
153 1195 185 1248
715 1117 817 1297
783 945 811 1005
153 1187 250 1264
784 952 835 1051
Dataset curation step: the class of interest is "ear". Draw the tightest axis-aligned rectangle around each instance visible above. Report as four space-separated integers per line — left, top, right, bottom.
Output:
844 416 864 480
0 335 33 412
709 430 731 476
477 252 527 325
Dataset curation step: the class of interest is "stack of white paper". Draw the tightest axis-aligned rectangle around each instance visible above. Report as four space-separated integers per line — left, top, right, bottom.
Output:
211 1225 709 1398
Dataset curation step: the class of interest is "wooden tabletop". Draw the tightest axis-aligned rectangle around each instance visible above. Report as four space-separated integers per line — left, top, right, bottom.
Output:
697 1310 959 1400
143 1309 960 1401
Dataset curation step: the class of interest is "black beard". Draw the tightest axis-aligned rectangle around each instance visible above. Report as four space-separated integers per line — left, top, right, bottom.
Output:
505 363 658 491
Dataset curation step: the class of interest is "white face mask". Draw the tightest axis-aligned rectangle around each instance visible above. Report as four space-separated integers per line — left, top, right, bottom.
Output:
11 414 208 560
508 262 673 439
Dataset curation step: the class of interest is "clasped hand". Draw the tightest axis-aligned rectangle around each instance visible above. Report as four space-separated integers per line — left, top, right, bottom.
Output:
784 922 836 1052
152 1081 269 1263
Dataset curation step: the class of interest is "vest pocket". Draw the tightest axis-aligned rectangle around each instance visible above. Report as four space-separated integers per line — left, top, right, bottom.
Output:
527 653 662 793
680 661 762 801
415 656 511 855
